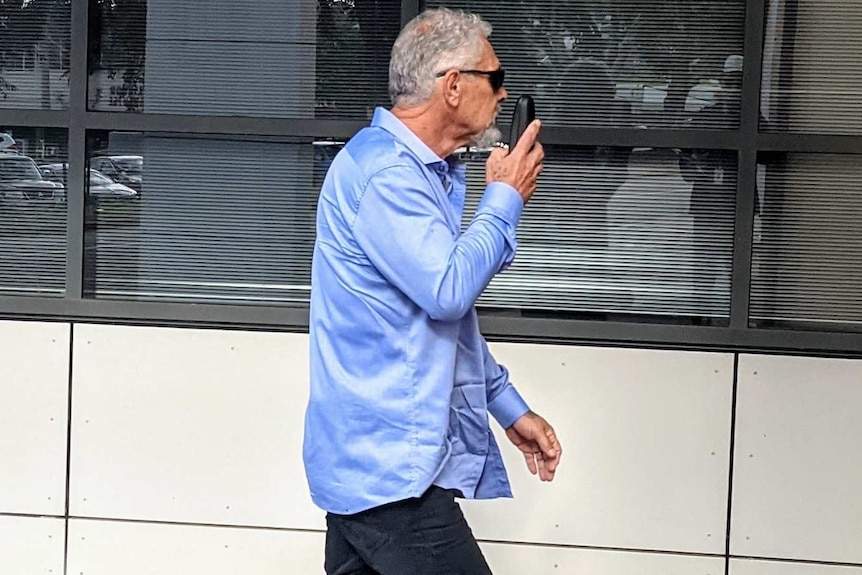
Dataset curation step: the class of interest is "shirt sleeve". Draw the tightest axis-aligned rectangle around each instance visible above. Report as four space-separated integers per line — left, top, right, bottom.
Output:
352 165 523 322
481 337 530 429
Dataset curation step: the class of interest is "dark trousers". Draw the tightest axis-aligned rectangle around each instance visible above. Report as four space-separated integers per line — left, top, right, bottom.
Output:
324 486 493 575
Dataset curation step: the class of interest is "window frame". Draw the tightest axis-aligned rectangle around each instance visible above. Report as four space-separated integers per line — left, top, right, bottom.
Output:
0 0 859 356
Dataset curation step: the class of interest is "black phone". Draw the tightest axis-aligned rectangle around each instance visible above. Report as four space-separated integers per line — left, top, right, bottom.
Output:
508 95 536 150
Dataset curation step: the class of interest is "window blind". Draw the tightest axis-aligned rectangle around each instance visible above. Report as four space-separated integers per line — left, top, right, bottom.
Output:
460 146 737 321
0 127 67 296
751 153 862 330
88 0 400 118
84 133 330 303
761 0 862 134
428 0 746 129
0 0 70 110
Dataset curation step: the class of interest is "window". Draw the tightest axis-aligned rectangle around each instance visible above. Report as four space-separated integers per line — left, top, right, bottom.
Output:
761 0 862 134
0 0 71 110
461 146 737 323
83 131 334 303
750 153 862 331
428 0 746 129
0 0 859 352
88 0 401 118
0 127 68 296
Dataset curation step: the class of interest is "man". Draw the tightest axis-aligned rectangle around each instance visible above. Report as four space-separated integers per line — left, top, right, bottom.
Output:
303 8 561 574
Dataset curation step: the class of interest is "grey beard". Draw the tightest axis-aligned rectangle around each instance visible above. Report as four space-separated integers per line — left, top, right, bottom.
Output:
469 125 503 150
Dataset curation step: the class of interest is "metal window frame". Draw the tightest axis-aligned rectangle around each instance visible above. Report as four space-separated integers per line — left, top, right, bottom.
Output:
0 0 860 357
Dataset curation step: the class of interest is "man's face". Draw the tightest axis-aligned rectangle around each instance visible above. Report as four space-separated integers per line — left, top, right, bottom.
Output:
462 39 508 148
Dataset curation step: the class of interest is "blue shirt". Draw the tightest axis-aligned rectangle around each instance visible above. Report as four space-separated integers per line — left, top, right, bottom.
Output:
303 107 530 515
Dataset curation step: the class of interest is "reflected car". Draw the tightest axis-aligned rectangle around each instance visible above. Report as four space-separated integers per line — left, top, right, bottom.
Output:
0 133 19 154
38 162 68 184
0 153 65 206
89 154 143 191
89 169 138 200
40 163 139 201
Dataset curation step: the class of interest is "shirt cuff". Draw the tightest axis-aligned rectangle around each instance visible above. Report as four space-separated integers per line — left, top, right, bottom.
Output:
488 385 530 430
478 182 524 225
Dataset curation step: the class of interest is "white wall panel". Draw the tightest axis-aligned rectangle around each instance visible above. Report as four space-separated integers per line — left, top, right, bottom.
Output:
482 542 724 575
731 559 862 575
70 324 324 530
0 516 65 575
67 519 323 575
64 518 726 575
732 354 862 564
0 321 69 515
464 343 733 554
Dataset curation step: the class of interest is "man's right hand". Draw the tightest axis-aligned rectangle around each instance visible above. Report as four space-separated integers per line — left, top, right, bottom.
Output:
486 119 545 204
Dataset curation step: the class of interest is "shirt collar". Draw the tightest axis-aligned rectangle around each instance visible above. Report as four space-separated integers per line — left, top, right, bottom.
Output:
371 107 446 168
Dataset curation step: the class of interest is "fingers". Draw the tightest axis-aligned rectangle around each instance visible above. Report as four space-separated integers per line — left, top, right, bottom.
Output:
530 447 556 481
523 451 538 476
536 454 548 480
487 146 507 163
545 428 562 473
511 119 542 156
532 421 558 461
528 141 545 164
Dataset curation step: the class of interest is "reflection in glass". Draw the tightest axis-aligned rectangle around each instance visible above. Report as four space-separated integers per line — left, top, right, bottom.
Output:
431 0 745 129
751 153 862 331
0 0 71 109
84 132 334 303
459 146 737 322
88 0 399 118
760 0 862 135
0 126 68 295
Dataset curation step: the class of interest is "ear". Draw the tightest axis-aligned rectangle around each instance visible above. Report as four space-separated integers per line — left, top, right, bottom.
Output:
440 70 462 107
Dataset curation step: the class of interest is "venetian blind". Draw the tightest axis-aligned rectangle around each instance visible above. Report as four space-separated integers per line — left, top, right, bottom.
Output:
84 133 331 304
761 0 862 134
88 0 400 118
0 128 67 296
750 153 862 330
428 0 746 129
459 146 737 322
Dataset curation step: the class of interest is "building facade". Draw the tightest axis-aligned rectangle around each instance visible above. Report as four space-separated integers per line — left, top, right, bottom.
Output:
1 1 861 573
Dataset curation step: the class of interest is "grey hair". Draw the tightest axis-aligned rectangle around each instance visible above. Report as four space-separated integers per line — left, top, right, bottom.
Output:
389 8 493 107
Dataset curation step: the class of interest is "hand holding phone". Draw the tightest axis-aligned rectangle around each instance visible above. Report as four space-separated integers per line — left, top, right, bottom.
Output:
487 94 544 204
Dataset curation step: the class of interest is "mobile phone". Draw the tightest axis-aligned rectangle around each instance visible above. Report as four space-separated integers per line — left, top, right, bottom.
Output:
508 95 536 150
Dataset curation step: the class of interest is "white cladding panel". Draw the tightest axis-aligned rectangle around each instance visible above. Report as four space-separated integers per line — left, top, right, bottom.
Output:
465 343 734 554
0 321 69 515
732 354 862 563
0 516 65 575
69 324 324 530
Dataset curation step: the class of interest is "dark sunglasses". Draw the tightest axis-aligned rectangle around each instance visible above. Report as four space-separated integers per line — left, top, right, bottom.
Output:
435 67 506 92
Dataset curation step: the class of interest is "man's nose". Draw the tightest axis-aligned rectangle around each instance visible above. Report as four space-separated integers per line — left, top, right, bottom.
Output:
499 86 509 101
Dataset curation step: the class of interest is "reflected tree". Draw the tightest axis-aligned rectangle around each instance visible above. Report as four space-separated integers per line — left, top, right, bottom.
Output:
0 0 71 105
89 0 146 111
316 0 400 117
473 0 743 126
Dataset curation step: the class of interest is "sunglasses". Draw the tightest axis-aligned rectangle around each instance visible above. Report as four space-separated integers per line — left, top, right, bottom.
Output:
435 67 506 92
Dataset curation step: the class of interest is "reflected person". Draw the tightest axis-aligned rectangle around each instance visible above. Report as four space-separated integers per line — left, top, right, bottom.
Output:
303 8 561 575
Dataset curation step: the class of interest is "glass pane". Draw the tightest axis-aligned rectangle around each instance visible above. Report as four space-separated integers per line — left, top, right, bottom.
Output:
0 0 71 109
460 146 737 322
429 1 745 129
88 0 400 118
761 0 862 134
751 153 862 331
0 127 67 295
84 131 334 303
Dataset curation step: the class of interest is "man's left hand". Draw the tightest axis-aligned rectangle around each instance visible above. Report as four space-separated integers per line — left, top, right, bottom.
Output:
505 411 561 482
